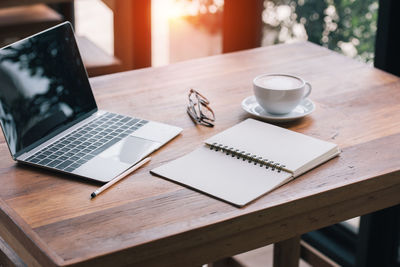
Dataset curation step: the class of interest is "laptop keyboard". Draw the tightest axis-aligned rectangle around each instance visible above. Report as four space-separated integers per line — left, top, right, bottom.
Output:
25 112 148 172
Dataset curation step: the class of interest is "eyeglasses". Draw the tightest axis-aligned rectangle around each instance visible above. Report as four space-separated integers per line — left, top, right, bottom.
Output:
187 88 215 127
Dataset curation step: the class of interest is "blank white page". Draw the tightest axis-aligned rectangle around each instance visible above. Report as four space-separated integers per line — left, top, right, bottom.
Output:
151 145 292 207
205 119 338 176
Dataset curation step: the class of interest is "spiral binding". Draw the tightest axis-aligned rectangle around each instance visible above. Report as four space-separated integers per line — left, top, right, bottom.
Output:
208 142 287 173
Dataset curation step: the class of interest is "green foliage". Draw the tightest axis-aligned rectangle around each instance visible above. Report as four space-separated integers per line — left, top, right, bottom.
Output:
264 0 378 63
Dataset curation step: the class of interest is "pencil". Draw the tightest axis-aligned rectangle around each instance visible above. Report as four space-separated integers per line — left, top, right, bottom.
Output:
90 157 151 199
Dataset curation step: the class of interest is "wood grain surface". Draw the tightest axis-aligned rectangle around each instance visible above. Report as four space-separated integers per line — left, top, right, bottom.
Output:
1 42 400 266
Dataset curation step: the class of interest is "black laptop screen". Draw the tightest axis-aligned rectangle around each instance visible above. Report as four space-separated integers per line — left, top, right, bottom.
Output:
0 23 97 156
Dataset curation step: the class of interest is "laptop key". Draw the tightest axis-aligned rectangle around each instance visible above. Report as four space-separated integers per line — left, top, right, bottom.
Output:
119 133 129 138
70 163 81 169
39 149 52 154
38 158 52 165
70 156 80 161
64 167 76 172
65 152 75 157
82 149 92 154
60 147 71 153
56 160 74 170
48 147 58 152
76 159 88 165
29 158 41 164
60 141 71 145
26 156 35 161
48 160 62 168
76 152 86 158
91 137 122 155
92 142 103 147
58 156 69 161
53 143 64 148
71 141 82 145
82 154 95 161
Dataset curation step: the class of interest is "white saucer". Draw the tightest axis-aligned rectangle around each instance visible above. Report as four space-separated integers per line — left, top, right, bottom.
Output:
241 95 315 122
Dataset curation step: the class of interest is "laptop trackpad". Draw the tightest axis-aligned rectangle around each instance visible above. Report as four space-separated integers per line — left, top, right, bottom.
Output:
74 136 160 182
98 135 160 164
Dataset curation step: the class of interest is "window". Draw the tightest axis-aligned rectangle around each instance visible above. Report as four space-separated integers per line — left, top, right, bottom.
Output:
262 0 379 64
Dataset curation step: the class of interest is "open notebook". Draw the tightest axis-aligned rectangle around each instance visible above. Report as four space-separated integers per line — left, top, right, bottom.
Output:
151 119 340 207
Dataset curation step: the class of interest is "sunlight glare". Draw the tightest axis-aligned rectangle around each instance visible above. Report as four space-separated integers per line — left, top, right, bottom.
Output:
156 0 195 20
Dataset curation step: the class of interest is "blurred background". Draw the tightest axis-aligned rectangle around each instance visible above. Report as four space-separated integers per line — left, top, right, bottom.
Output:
75 0 378 68
0 0 378 75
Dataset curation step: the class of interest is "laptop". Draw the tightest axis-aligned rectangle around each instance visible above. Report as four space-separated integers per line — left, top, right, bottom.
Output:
0 22 182 182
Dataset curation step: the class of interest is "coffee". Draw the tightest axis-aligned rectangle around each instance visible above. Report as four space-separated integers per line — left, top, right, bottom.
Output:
254 75 303 90
253 73 311 114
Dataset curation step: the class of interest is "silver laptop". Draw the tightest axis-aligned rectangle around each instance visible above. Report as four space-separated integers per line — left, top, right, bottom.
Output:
0 22 182 182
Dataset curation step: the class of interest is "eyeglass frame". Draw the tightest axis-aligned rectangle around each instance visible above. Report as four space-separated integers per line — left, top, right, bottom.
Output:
186 88 215 127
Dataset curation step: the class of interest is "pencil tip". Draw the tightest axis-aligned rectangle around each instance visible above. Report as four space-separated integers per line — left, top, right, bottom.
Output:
90 192 96 199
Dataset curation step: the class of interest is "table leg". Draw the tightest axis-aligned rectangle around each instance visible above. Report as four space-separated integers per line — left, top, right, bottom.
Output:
356 204 400 267
273 236 300 267
0 235 25 267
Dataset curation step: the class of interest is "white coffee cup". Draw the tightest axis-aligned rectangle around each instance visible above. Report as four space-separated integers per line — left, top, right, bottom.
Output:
253 73 312 114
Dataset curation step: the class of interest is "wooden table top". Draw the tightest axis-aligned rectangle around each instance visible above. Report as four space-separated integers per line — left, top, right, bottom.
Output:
1 42 400 267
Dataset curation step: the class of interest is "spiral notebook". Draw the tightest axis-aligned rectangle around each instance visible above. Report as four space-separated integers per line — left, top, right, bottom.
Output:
151 119 340 207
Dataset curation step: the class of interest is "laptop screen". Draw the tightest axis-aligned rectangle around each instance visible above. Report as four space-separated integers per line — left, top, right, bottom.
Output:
0 23 97 157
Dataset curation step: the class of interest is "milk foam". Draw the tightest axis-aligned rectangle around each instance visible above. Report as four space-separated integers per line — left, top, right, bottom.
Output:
256 75 303 90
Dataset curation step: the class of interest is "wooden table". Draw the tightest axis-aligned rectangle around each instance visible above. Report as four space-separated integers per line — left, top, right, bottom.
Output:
1 42 400 267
